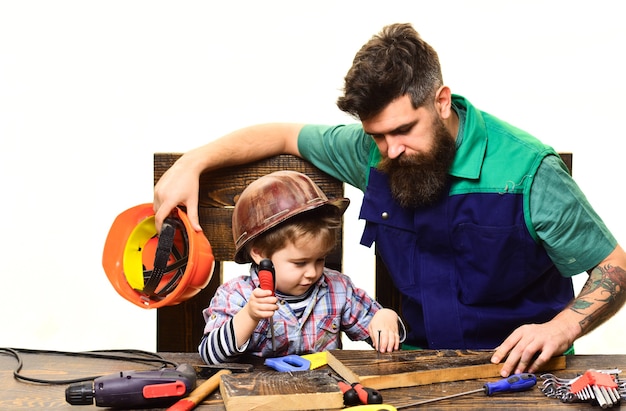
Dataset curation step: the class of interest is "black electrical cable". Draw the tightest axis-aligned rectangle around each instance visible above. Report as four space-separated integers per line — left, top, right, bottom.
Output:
0 347 179 385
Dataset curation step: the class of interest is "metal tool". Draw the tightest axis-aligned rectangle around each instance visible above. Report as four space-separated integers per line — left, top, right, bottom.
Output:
540 369 625 407
194 362 253 378
258 258 276 352
330 374 384 406
396 373 537 408
65 364 197 409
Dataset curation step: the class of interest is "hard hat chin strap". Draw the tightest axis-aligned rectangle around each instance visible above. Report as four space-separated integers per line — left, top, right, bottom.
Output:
142 217 188 299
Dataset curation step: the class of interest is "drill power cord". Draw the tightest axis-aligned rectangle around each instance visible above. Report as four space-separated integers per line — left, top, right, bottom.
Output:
0 347 179 385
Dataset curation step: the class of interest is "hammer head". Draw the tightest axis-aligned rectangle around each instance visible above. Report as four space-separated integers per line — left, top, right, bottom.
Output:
194 363 253 378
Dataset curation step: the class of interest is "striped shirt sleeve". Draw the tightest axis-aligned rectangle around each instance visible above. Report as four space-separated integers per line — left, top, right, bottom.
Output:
198 276 254 364
198 318 249 365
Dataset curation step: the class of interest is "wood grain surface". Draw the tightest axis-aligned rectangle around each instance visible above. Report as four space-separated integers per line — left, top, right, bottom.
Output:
327 349 567 390
219 370 343 411
2 351 624 410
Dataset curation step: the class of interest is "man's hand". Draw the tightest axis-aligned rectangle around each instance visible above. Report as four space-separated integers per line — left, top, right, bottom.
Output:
490 319 575 377
153 158 202 232
493 245 626 377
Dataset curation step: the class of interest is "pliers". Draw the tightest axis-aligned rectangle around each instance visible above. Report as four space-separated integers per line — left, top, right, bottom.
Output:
329 374 384 406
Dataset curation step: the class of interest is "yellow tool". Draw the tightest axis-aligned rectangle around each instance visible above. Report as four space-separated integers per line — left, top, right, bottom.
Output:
300 352 328 370
346 405 397 410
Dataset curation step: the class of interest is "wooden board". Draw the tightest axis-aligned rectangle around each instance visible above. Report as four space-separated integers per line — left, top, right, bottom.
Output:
327 349 566 390
220 370 343 411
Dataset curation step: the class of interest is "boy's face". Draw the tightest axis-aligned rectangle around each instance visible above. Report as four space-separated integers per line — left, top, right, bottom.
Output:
253 234 327 296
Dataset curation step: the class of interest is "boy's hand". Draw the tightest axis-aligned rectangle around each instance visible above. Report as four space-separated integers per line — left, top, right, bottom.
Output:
245 288 278 322
368 308 401 353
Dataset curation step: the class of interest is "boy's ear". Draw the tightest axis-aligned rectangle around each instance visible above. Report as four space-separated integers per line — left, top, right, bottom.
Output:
249 247 264 265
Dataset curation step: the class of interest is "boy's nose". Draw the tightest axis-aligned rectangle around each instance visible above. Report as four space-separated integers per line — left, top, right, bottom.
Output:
303 268 317 280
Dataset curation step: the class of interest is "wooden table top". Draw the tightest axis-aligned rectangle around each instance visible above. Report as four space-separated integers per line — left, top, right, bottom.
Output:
1 349 624 410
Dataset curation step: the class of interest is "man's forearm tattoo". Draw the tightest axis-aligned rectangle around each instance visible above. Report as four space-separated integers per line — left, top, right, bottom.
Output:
571 264 626 331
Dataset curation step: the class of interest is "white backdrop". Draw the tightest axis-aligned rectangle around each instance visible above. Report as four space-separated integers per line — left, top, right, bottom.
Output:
1 1 624 354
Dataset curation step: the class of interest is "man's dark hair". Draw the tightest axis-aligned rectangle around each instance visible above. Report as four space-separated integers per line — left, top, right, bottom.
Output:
337 23 443 120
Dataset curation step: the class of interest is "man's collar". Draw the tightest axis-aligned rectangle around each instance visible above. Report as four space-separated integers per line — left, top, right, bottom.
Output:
449 95 487 180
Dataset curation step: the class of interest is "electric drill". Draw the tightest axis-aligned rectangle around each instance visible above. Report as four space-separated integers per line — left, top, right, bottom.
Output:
65 364 196 409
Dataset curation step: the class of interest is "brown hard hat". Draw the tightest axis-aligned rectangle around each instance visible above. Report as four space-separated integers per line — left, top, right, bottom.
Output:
232 170 349 263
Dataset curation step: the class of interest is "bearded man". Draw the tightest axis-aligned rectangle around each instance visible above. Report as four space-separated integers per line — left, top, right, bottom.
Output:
154 23 626 378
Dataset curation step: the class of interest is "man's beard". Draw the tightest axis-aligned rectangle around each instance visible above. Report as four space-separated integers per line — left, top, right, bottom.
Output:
377 117 456 208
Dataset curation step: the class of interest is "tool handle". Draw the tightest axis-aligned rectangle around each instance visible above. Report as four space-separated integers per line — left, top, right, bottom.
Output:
166 369 231 411
352 382 383 404
483 373 537 396
264 355 311 372
258 259 275 296
338 381 360 406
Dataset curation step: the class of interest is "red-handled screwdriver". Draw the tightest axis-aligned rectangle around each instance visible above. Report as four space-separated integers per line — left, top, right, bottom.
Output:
257 258 276 352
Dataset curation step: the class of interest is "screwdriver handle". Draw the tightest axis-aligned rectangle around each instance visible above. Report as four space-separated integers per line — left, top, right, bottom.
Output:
257 258 277 352
258 259 275 295
483 373 537 396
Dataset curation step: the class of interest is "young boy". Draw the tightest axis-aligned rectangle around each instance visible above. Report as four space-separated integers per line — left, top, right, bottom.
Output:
199 170 405 364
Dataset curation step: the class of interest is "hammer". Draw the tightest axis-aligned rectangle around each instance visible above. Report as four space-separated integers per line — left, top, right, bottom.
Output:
166 363 253 411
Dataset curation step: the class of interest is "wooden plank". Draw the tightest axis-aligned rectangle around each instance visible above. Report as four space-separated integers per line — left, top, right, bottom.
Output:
219 370 343 411
327 349 566 390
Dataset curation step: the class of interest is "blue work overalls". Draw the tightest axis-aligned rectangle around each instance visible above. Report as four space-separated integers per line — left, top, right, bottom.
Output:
359 108 574 349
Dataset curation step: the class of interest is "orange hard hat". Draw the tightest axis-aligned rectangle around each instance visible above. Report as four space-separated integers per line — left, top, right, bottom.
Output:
102 203 214 308
232 170 349 263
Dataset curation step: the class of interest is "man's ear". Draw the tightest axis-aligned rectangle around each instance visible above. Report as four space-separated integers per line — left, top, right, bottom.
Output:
434 85 452 119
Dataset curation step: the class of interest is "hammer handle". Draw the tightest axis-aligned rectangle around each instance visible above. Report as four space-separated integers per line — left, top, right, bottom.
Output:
166 369 232 411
